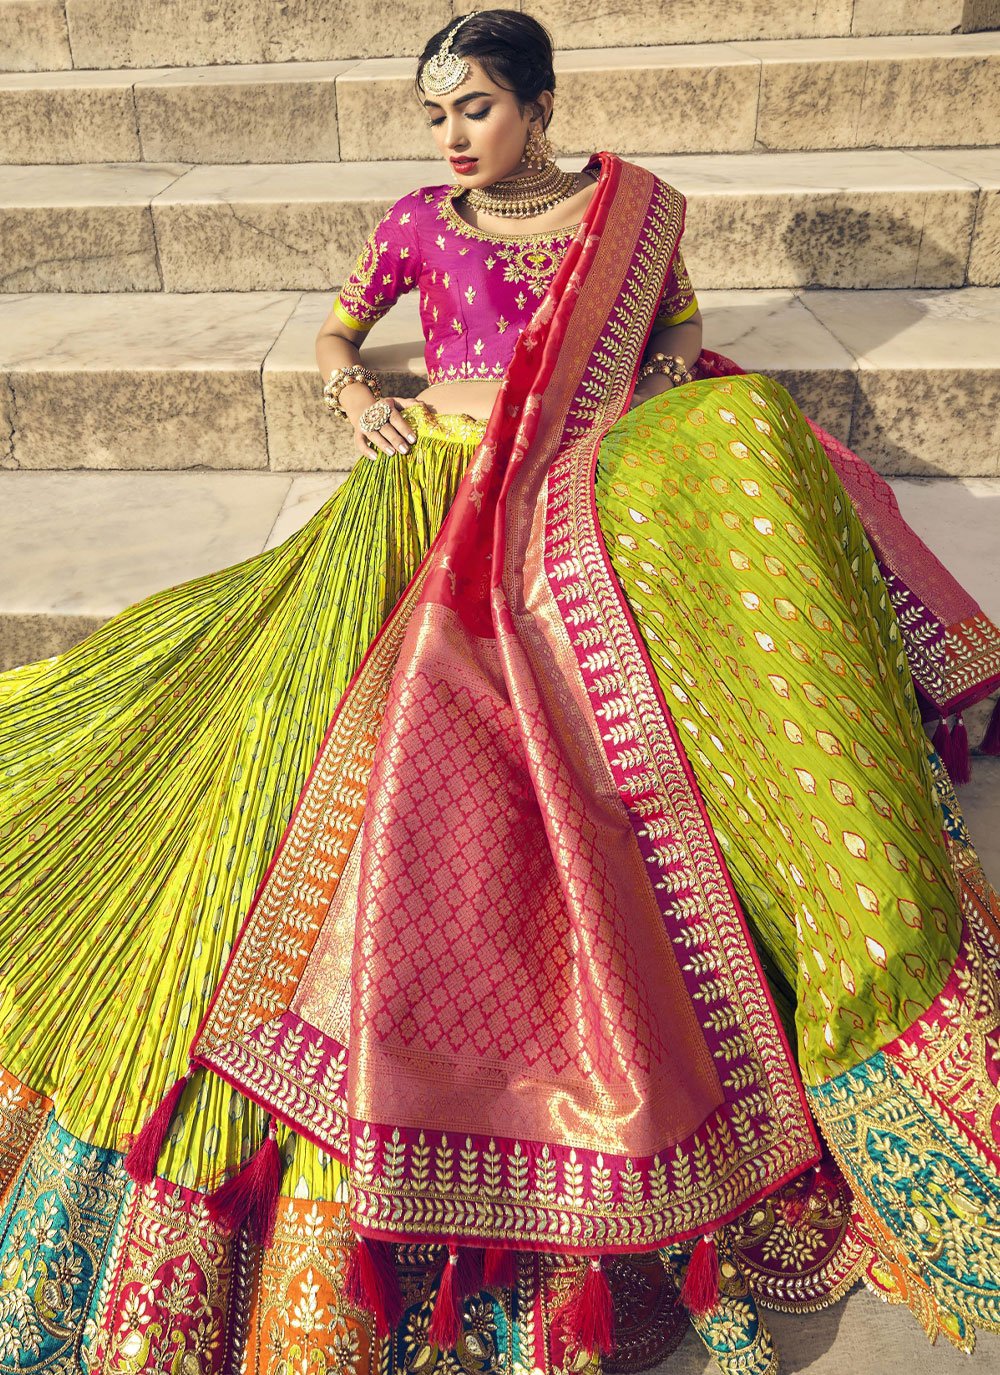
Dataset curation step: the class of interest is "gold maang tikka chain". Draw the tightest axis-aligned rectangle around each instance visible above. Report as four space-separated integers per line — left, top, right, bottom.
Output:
421 15 475 96
463 125 579 219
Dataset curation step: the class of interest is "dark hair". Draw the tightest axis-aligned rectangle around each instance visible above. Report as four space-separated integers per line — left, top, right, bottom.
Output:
416 9 556 126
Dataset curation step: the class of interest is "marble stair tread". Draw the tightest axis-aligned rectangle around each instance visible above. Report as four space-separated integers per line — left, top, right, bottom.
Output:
0 470 296 616
2 469 997 623
1 148 994 293
0 159 188 204
3 0 988 74
3 466 999 850
0 146 988 203
3 286 1000 476
336 33 1000 160
3 33 999 164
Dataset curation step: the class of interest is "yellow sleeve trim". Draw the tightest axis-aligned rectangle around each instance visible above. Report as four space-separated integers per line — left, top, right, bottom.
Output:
652 294 699 329
332 297 377 333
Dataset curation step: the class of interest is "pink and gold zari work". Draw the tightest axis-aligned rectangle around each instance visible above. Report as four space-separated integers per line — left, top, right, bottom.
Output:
190 154 818 1257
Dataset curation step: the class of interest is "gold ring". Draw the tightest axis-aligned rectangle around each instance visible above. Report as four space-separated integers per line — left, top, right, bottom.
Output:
359 400 392 433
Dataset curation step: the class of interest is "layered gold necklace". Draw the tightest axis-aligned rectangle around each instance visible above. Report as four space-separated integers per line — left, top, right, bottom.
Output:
462 162 580 219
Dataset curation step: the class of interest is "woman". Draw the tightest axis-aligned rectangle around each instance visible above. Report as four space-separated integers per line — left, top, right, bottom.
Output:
1 10 998 1374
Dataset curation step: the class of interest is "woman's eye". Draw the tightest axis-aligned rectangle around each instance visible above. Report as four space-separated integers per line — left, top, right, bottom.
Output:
427 107 489 128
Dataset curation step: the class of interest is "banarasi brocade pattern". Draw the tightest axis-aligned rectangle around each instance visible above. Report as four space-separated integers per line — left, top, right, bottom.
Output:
796 426 1000 717
2 151 1000 1368
193 159 819 1255
594 378 1000 1349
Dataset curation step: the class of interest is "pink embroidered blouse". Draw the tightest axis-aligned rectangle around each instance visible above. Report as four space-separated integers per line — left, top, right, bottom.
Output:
332 174 698 387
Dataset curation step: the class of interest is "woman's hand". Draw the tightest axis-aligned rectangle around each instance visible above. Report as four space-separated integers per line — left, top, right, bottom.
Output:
628 374 676 414
343 388 418 461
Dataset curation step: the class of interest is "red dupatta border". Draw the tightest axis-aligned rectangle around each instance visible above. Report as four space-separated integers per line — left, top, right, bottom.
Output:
187 153 818 1256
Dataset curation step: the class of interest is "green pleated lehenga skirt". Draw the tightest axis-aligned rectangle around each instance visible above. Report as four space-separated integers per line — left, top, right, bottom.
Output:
0 376 992 1372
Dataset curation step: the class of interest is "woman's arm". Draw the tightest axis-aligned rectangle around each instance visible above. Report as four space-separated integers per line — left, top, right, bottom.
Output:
315 307 415 458
630 308 704 410
316 192 423 459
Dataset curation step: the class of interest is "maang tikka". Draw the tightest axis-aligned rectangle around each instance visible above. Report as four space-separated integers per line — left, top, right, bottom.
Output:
421 14 476 97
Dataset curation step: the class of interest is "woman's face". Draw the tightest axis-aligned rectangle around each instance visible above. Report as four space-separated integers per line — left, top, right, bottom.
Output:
420 57 552 186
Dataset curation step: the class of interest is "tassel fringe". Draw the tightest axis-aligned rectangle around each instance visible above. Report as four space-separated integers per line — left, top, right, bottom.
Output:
932 716 951 762
429 1243 463 1351
484 1245 519 1288
345 1236 404 1338
456 1245 484 1298
205 1118 283 1248
786 1165 821 1229
981 698 1000 756
124 1070 191 1186
949 714 971 784
557 1257 616 1358
679 1232 720 1318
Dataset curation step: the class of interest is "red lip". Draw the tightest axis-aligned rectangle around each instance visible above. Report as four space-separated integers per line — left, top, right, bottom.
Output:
450 157 478 170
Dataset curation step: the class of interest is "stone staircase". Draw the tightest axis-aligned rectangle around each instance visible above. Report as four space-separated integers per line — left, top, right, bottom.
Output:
1 4 1000 1368
1 0 999 671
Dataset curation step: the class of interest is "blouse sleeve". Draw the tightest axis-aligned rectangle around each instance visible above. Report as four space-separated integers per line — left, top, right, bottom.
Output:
652 246 699 329
332 194 421 333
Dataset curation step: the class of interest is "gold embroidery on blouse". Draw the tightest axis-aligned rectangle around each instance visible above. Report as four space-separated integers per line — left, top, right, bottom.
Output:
336 221 386 326
495 240 565 298
438 186 582 246
654 249 698 326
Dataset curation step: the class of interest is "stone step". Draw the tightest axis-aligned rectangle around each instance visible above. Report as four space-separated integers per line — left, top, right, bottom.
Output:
2 462 998 815
2 148 998 294
2 285 999 478
4 472 999 639
3 1 996 74
3 33 1000 164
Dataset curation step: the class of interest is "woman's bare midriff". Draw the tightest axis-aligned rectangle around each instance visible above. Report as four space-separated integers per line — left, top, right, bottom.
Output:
412 379 503 422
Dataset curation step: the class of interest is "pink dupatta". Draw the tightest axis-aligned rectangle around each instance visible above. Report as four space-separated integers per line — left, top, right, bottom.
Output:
161 155 818 1276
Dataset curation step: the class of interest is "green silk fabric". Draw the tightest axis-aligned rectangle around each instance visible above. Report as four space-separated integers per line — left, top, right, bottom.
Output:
595 375 961 1084
0 377 961 1210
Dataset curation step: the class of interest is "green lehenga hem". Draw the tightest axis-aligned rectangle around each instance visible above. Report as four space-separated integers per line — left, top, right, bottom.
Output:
0 405 485 1194
1 378 998 1371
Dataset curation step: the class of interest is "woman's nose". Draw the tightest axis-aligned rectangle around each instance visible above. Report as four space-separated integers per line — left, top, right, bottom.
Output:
446 122 469 151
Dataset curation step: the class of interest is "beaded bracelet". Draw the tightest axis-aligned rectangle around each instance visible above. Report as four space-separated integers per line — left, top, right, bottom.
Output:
638 352 693 387
323 364 382 419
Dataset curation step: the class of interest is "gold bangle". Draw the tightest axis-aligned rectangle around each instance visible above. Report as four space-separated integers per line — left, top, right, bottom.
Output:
639 352 692 387
637 362 676 386
322 365 382 418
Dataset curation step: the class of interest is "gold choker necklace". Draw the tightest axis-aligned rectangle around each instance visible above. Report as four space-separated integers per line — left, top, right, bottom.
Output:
462 163 580 219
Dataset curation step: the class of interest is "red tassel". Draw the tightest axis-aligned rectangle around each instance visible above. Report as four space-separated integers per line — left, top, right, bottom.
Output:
428 1243 463 1351
456 1245 484 1298
783 1194 809 1226
981 698 1000 756
786 1166 820 1229
557 1257 616 1358
205 1119 283 1248
949 714 971 784
345 1235 404 1338
484 1245 518 1288
679 1232 720 1318
932 716 951 762
124 1071 191 1185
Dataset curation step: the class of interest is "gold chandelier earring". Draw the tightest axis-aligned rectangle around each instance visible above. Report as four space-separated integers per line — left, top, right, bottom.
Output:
524 124 555 170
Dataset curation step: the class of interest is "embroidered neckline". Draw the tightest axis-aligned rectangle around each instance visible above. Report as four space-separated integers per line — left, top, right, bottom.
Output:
438 183 585 246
